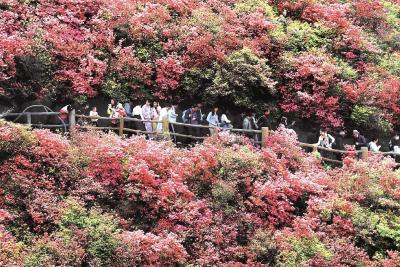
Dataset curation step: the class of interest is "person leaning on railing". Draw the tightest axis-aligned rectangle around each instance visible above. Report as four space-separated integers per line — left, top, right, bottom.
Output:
142 100 153 138
333 130 346 160
220 111 233 130
168 104 178 142
207 107 220 135
59 104 73 124
316 129 335 159
368 137 381 152
89 106 99 127
353 130 367 150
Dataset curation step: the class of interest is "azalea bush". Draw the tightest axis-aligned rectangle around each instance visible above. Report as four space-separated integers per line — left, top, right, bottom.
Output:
1 121 400 265
1 0 400 130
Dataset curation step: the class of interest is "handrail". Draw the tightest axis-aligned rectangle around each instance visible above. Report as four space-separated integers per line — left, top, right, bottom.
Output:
298 142 361 154
76 115 162 123
2 112 61 116
3 111 400 163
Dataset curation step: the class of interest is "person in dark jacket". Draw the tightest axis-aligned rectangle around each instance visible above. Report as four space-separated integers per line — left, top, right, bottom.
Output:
233 112 245 129
389 133 400 153
257 109 273 130
189 105 202 138
353 130 367 150
333 130 346 160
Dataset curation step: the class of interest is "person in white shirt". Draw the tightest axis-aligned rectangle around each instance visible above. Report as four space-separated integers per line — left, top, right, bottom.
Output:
152 101 161 133
220 112 232 130
317 130 335 149
168 105 178 142
207 107 220 135
89 106 99 127
131 104 144 133
142 100 153 138
369 137 381 152
132 105 143 119
317 130 335 158
157 106 170 133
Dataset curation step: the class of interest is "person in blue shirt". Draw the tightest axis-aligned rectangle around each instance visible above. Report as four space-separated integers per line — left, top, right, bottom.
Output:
207 107 220 135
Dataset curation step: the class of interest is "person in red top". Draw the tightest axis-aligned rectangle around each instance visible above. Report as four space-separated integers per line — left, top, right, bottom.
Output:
111 103 126 126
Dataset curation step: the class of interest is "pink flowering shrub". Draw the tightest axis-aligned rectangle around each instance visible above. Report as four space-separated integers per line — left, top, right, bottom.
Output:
0 121 400 264
1 0 400 131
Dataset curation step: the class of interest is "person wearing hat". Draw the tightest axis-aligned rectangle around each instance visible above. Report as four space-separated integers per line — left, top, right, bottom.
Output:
353 130 367 150
111 103 126 128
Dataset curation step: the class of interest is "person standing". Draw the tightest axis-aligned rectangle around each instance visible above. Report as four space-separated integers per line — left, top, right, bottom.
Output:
250 111 260 145
111 103 126 129
220 111 233 130
207 107 220 135
107 99 118 118
197 103 204 123
89 106 100 127
59 104 72 124
152 101 161 133
124 101 133 126
369 137 381 152
132 104 144 132
157 105 169 133
317 130 335 158
190 105 202 138
243 111 257 142
142 100 153 138
333 130 346 160
317 130 335 149
353 130 367 150
168 104 178 142
77 104 90 126
257 109 273 130
389 133 400 154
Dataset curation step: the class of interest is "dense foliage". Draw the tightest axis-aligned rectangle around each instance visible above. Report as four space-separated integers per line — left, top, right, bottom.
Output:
1 0 400 131
1 120 400 265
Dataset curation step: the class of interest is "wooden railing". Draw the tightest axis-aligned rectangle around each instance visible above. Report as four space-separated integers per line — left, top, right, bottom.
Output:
2 109 400 166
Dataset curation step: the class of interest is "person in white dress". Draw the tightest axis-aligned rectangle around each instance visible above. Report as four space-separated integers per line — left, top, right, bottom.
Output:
142 100 153 138
157 106 170 133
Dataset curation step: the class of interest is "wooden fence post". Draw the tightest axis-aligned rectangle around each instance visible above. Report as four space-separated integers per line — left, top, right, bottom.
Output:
312 144 318 153
162 116 170 137
119 117 124 137
361 147 368 160
26 113 32 125
68 109 76 128
261 127 269 148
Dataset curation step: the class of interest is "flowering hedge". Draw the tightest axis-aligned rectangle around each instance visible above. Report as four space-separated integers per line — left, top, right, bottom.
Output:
1 120 400 265
1 0 400 131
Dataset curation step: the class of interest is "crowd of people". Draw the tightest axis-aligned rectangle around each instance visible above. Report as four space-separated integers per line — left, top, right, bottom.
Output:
316 128 400 160
62 100 296 144
60 99 400 159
